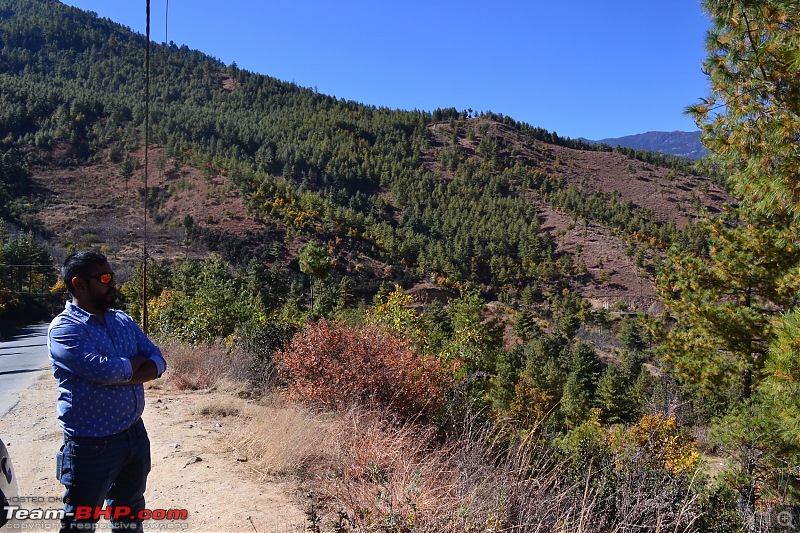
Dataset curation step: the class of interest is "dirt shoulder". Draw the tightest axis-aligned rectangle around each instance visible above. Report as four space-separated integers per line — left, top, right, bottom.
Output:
0 374 308 532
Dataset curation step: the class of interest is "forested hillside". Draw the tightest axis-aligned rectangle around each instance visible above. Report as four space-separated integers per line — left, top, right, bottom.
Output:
4 0 799 530
0 0 725 306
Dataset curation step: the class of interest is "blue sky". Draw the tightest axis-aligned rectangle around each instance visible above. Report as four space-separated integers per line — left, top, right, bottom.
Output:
61 1 711 140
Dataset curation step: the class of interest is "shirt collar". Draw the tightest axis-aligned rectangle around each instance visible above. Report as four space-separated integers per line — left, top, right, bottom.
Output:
65 301 113 324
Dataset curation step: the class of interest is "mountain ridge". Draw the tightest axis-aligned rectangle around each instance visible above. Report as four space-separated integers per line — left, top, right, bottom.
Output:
583 130 708 160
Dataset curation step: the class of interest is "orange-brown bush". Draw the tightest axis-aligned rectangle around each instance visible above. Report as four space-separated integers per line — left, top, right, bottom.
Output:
274 319 452 420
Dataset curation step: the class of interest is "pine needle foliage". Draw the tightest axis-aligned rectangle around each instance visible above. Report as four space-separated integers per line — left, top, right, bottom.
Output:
689 0 800 221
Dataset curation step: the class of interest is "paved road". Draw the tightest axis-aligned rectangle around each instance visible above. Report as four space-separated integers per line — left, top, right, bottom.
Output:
0 324 51 418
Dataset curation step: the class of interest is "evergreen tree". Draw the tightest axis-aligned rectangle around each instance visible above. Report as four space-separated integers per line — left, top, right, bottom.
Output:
617 316 649 353
490 344 525 412
0 228 58 335
674 0 800 521
689 0 800 222
298 241 332 313
560 342 605 427
594 365 636 424
512 308 539 343
560 371 593 428
658 219 800 405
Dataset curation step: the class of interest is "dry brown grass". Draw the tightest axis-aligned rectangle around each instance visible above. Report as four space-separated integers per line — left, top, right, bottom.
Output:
159 341 255 391
311 410 454 529
234 406 703 532
224 402 600 531
195 395 243 418
308 416 585 532
228 398 336 478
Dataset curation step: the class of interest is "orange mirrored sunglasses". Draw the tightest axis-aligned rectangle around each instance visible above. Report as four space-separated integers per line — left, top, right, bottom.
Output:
79 272 115 284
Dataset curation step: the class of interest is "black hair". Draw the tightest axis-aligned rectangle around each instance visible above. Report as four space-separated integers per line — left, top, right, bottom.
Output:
62 250 108 295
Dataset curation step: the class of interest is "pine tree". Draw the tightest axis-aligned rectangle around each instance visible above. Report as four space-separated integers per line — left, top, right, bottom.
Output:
298 242 332 313
658 219 800 405
560 371 593 428
689 0 800 222
675 0 800 521
513 308 539 343
560 342 605 427
595 365 635 424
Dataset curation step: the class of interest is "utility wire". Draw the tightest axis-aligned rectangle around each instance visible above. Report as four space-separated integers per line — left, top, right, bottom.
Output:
142 0 151 333
164 0 169 114
142 0 171 332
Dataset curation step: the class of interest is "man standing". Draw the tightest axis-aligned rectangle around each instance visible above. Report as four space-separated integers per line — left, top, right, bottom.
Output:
48 251 166 532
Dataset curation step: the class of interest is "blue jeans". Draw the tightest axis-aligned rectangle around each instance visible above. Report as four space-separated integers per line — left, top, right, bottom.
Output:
56 418 151 533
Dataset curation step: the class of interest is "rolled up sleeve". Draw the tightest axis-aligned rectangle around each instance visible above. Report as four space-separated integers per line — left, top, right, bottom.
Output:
151 353 167 378
133 322 166 377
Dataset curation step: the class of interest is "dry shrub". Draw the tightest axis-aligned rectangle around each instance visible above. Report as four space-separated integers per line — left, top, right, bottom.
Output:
274 319 451 420
311 410 466 531
159 341 254 391
196 396 242 417
306 413 574 532
298 410 702 532
223 400 479 529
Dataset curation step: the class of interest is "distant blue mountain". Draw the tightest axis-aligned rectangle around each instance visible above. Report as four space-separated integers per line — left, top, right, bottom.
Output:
584 131 708 160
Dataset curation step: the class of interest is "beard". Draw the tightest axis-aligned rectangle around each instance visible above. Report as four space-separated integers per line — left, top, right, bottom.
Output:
95 288 117 310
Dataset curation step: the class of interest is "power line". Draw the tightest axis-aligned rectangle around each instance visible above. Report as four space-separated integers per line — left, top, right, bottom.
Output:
140 0 171 332
142 0 151 333
0 264 58 268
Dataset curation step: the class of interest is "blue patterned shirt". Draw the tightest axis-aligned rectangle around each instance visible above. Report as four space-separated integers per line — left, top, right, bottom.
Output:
48 301 167 438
